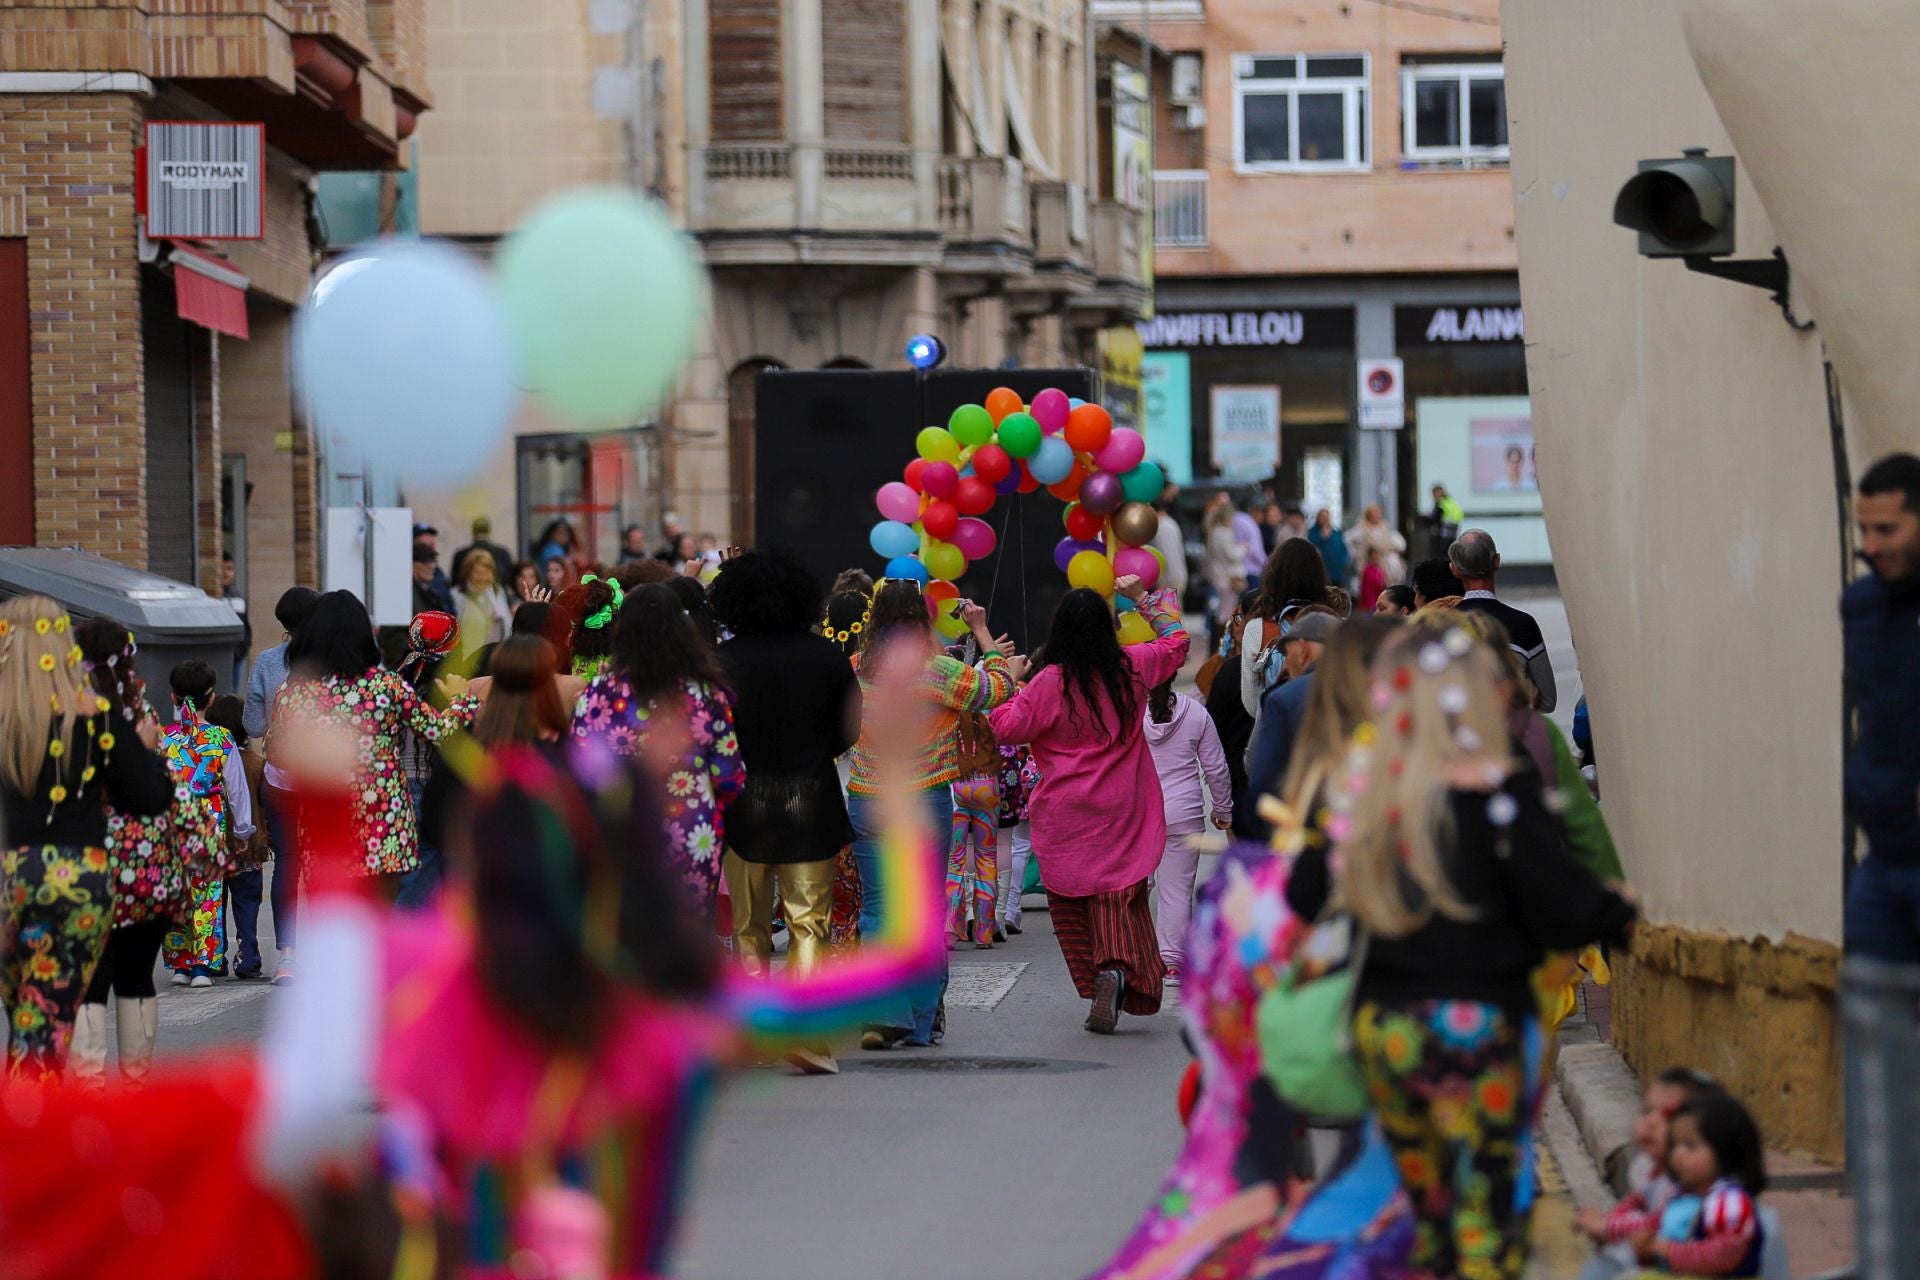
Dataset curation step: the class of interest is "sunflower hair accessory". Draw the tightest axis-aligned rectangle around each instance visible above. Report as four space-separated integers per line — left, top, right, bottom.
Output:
579 574 625 631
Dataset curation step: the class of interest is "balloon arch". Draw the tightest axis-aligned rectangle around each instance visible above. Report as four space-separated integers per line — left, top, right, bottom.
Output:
868 385 1167 642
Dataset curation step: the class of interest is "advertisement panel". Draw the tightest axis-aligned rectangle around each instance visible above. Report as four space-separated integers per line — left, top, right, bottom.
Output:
1141 351 1192 485
1209 384 1280 483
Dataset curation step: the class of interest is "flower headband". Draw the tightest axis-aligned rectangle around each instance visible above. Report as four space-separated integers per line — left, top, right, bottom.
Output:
580 573 624 631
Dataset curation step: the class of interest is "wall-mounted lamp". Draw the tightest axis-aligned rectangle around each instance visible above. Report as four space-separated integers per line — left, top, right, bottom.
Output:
1612 148 1809 329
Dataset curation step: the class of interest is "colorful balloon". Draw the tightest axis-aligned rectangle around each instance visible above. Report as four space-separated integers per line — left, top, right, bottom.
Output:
1064 403 1114 454
916 427 961 464
984 387 1024 423
903 458 928 491
1093 427 1146 475
933 604 969 639
949 403 995 447
925 580 960 607
876 482 921 524
1118 460 1165 506
920 461 960 499
1016 463 1041 494
971 443 1012 484
1028 435 1076 485
1067 550 1116 596
1117 611 1156 646
994 468 1022 496
497 189 707 429
951 517 997 560
1079 471 1124 516
997 411 1042 459
884 555 929 584
869 520 919 559
1055 536 1106 573
924 541 967 582
953 476 996 516
921 499 959 540
1110 502 1159 548
1064 502 1105 542
1115 545 1161 589
1031 387 1071 433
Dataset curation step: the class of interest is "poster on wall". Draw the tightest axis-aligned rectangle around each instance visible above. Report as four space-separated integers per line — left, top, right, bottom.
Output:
1141 352 1193 485
1209 384 1280 483
1470 415 1537 493
1303 449 1344 527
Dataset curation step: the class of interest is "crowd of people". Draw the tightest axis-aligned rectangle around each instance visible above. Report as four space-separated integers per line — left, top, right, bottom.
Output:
5 446 1897 1279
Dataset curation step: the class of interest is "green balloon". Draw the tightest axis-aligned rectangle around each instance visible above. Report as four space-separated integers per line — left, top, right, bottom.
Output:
949 403 995 447
997 411 1042 459
498 188 708 429
1119 460 1165 505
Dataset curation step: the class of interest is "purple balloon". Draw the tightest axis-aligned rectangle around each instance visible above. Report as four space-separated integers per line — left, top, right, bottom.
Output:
995 468 1022 495
1054 536 1106 572
1079 471 1124 516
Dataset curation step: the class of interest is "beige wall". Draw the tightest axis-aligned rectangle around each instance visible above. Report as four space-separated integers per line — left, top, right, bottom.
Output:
1154 0 1515 278
1502 0 1842 945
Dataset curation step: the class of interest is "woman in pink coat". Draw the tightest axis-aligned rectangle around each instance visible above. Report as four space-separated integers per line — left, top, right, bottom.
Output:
987 576 1190 1033
1144 676 1233 984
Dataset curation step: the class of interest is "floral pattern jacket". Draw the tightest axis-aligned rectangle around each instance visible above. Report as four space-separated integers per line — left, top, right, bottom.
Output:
105 701 224 929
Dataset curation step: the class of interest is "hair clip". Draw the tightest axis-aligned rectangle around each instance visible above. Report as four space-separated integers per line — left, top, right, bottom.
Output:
1437 684 1469 715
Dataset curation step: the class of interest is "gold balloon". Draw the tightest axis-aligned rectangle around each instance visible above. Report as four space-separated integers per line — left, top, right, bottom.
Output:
1111 502 1159 548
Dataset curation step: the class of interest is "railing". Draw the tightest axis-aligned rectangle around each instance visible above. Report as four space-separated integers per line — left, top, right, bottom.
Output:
824 145 914 181
704 144 793 180
938 159 971 234
1153 169 1208 247
937 156 1030 242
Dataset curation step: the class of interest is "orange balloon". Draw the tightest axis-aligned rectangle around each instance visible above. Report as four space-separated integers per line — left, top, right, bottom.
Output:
925 580 959 605
984 387 1024 424
1064 403 1114 454
1046 474 1084 502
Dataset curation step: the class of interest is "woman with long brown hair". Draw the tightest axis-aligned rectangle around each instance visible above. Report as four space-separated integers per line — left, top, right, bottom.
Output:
0 596 171 1080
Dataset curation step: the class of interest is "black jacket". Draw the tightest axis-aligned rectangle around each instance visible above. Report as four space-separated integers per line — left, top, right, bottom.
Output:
716 631 860 864
1844 571 1920 864
3 713 172 849
1286 769 1635 1019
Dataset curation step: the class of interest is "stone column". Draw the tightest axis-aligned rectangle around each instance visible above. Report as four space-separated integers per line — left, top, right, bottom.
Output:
786 0 825 225
907 0 941 226
976 0 1005 154
683 0 711 223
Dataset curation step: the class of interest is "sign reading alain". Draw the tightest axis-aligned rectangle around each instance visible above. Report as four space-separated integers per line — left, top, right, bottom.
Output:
1396 305 1525 345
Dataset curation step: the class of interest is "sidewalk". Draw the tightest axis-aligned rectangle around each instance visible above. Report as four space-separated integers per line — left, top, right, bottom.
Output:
1553 983 1855 1278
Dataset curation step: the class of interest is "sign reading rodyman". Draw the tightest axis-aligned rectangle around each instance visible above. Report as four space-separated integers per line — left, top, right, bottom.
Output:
144 121 266 240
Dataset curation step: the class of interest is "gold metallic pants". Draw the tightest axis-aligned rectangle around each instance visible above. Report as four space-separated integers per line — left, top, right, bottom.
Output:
722 851 837 978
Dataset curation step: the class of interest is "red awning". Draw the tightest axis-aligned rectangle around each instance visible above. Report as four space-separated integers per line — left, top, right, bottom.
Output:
170 245 250 340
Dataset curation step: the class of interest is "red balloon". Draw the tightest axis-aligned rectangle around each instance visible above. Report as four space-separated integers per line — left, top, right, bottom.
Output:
953 476 996 516
1065 503 1105 541
1015 462 1041 494
1046 474 1083 502
921 499 959 540
1064 403 1114 454
925 580 960 605
971 443 1012 484
904 458 928 491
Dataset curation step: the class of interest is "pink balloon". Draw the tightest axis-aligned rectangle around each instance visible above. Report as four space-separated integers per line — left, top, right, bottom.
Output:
876 481 922 524
951 517 997 560
1031 387 1071 433
1114 545 1160 589
1094 427 1146 475
921 461 960 499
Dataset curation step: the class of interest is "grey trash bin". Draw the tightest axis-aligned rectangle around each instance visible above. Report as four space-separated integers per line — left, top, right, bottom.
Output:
1842 955 1920 1280
0 548 247 698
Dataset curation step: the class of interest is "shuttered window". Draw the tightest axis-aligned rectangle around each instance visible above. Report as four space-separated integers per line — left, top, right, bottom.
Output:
823 0 905 143
710 0 783 141
142 269 199 583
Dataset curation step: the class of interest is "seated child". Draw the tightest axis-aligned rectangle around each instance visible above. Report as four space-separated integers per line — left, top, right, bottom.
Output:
1631 1092 1768 1277
1575 1067 1719 1275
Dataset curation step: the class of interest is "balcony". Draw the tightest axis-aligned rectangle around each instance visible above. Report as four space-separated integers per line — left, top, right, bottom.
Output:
1070 199 1150 318
1088 0 1206 19
1152 170 1208 248
690 142 941 267
938 156 1033 276
1022 180 1093 293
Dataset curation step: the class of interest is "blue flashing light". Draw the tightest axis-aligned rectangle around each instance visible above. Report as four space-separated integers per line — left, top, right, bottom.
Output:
905 333 947 371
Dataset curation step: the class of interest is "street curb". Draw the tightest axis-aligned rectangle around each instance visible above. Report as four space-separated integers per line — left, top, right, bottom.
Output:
1554 1039 1642 1198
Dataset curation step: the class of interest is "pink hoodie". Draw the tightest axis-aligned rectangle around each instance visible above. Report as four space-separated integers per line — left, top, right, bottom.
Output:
1144 690 1235 835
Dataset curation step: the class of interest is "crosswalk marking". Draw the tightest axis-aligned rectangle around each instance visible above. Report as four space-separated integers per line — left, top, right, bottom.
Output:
945 961 1027 1010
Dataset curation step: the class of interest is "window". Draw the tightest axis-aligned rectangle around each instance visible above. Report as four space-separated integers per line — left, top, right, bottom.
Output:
1232 53 1370 173
1400 61 1507 164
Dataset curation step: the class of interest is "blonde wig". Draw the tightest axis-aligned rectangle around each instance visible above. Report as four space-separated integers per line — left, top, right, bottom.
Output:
0 595 98 797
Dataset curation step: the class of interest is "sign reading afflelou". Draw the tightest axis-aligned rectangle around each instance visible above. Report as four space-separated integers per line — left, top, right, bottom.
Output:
143 121 267 240
1137 308 1350 350
1395 305 1525 345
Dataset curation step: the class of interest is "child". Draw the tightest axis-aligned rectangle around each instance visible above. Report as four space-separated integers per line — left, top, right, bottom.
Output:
1356 545 1387 613
1607 1091 1768 1278
1143 675 1232 983
1576 1067 1719 1277
995 739 1039 935
948 710 1002 948
159 661 254 987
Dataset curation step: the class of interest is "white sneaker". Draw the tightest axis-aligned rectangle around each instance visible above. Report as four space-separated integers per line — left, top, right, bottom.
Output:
169 971 190 986
189 973 214 989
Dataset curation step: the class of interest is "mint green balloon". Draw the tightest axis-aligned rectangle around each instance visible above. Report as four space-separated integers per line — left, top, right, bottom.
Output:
498 188 708 429
949 403 995 447
1119 460 1165 505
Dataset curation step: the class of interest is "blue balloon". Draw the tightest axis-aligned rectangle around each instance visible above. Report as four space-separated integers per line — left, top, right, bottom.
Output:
994 468 1022 496
1069 397 1087 409
884 554 930 584
869 520 920 559
295 240 517 487
1028 435 1076 485
1115 593 1137 613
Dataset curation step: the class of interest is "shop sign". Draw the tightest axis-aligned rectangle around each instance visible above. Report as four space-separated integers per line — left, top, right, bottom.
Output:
142 121 267 240
1110 61 1155 313
1210 385 1280 483
1141 352 1193 486
1138 310 1306 349
1396 304 1525 345
1357 357 1405 430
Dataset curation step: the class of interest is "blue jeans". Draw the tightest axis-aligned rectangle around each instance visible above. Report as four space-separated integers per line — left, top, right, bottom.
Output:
1846 852 1920 964
226 867 264 972
849 786 954 1038
396 779 444 910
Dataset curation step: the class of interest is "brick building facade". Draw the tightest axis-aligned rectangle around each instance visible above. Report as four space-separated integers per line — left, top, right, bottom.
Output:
0 1 430 673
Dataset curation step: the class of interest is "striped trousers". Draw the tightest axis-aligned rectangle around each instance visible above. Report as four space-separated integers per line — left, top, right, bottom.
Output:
1046 878 1164 1016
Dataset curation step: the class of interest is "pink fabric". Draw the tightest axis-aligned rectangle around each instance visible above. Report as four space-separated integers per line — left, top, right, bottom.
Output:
987 603 1190 897
1153 832 1202 966
1144 691 1234 834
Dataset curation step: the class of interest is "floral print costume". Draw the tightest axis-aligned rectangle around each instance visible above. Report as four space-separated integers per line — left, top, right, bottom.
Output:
272 669 479 875
158 706 238 974
107 703 222 931
570 676 744 905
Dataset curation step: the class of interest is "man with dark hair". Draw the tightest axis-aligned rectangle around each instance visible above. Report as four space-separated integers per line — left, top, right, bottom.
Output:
1843 452 1920 962
1242 608 1342 839
1411 557 1458 608
619 523 650 561
241 585 318 980
450 515 513 587
412 540 451 616
1450 528 1556 711
221 551 251 689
